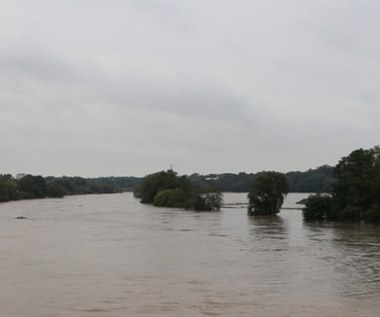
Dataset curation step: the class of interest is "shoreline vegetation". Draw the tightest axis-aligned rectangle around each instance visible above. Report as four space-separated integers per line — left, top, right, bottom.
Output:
0 175 140 203
303 146 380 223
0 165 333 204
1 145 379 222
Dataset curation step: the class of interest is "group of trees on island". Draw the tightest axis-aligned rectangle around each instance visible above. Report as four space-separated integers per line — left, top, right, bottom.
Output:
135 170 291 214
134 170 223 211
303 146 380 223
134 169 291 215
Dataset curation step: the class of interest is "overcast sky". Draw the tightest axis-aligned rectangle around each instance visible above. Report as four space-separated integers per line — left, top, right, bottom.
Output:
1 0 379 177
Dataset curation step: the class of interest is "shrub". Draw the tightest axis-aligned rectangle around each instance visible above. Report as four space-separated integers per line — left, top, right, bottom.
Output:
303 194 333 221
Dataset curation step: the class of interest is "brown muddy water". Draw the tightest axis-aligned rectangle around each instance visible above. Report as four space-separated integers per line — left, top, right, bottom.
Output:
0 193 379 317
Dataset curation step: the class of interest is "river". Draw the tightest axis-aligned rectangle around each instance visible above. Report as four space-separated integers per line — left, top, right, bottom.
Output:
0 193 379 316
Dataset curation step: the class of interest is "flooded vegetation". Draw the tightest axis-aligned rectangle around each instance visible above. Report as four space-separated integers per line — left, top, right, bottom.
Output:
0 193 379 316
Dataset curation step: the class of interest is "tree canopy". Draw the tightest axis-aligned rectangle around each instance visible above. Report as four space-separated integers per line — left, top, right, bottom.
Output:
0 174 142 203
188 166 333 193
303 146 380 222
248 171 289 216
135 170 223 211
0 166 335 205
0 174 19 202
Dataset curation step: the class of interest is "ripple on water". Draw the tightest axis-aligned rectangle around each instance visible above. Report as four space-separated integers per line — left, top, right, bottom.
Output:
0 193 380 317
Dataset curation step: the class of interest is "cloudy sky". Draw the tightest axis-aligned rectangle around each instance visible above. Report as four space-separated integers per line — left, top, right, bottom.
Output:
1 0 379 177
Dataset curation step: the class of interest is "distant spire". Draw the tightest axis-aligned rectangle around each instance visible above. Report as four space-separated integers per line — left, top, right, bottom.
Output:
170 164 173 171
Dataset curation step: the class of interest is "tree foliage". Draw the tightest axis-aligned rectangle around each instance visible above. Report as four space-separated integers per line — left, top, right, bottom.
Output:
286 165 334 193
0 174 19 202
303 146 380 222
137 170 191 204
136 170 223 211
187 167 333 193
153 188 187 208
1 164 335 205
202 192 223 211
0 174 142 203
18 175 47 199
303 194 333 221
248 171 289 216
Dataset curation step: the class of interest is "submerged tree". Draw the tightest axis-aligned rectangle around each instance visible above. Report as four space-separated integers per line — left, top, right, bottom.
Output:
303 146 380 222
202 192 223 211
303 194 333 221
136 170 191 205
248 171 289 216
136 170 222 211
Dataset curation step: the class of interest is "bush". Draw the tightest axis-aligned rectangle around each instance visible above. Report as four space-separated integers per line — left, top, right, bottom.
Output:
139 170 223 211
203 192 223 211
303 194 333 221
339 205 362 221
153 188 186 208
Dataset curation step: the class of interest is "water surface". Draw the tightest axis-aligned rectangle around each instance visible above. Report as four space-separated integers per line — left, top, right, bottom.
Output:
0 193 379 316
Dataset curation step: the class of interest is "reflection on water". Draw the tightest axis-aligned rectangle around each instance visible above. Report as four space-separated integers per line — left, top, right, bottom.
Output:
0 193 379 316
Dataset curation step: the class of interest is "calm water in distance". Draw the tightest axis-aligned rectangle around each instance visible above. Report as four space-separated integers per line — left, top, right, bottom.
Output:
0 193 379 317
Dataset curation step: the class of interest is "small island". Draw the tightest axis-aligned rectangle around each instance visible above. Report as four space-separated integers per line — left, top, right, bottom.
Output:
134 170 223 211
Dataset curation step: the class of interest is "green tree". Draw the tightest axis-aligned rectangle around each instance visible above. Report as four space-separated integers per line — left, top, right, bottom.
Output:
46 179 66 198
137 170 191 204
248 171 289 215
333 147 379 213
18 175 46 199
303 194 333 221
0 174 19 202
137 170 223 211
153 188 187 208
287 165 334 193
303 146 380 222
202 192 223 211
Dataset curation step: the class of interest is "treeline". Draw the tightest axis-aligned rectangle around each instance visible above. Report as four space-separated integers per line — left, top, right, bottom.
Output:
0 165 333 203
189 165 334 193
0 175 141 202
45 176 141 197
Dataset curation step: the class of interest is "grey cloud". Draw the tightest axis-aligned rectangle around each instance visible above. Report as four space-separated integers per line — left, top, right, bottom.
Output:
314 1 380 58
0 52 71 84
0 42 256 125
106 78 256 124
1 0 380 176
128 0 187 21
